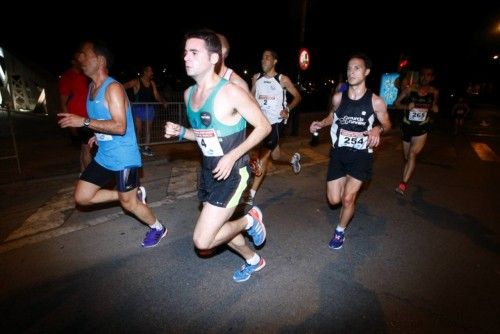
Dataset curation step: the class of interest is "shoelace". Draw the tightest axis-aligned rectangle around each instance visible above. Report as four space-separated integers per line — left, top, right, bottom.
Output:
240 262 257 274
145 228 162 241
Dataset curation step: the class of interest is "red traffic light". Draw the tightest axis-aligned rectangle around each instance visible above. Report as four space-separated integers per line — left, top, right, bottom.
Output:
399 59 409 69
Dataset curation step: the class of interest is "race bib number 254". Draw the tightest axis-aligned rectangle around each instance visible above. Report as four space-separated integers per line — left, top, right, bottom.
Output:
338 129 367 150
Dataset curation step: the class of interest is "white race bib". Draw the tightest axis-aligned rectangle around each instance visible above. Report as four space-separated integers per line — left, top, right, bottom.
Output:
408 108 428 122
96 132 112 141
193 129 224 157
338 129 367 150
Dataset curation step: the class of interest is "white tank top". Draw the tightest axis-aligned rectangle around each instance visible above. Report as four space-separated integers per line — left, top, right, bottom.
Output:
254 74 286 125
222 68 233 80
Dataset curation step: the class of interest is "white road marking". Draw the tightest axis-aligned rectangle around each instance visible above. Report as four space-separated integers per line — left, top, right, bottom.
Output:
5 188 75 242
470 142 499 162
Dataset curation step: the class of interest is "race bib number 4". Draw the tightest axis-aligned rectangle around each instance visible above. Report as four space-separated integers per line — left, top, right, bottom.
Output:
338 129 367 150
193 129 224 157
408 108 428 122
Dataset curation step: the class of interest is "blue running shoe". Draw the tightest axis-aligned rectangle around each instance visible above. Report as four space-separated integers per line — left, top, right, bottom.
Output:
142 224 167 248
233 257 266 282
328 229 345 250
137 186 146 204
246 206 266 246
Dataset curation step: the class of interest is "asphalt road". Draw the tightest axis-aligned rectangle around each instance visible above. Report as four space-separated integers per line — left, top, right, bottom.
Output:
0 107 499 333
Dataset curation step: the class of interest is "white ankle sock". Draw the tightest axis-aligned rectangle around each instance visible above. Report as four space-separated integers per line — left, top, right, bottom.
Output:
247 253 260 265
336 226 345 232
151 220 163 230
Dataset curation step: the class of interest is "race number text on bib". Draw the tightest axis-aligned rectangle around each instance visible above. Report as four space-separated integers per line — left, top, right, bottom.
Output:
408 108 428 122
338 129 367 150
193 129 224 157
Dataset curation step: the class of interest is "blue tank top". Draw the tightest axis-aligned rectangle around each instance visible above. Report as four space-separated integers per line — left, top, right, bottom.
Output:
87 77 141 170
187 78 248 170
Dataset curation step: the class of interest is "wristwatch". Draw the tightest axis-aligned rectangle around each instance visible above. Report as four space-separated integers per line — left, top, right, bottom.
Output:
83 118 91 128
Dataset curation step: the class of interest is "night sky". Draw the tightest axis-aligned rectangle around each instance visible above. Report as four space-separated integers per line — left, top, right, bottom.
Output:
2 1 499 94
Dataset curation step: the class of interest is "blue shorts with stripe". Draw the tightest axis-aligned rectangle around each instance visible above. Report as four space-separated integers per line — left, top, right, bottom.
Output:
80 159 140 192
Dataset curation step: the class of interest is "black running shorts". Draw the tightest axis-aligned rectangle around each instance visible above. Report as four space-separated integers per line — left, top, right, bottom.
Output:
327 147 373 182
198 165 250 208
401 123 429 142
262 122 284 151
80 159 140 192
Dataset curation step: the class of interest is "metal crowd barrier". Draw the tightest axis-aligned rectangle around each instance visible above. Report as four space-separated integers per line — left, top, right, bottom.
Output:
0 107 21 173
130 102 187 146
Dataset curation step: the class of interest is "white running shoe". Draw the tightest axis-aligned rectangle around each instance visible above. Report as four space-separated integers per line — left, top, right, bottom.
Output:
290 152 301 174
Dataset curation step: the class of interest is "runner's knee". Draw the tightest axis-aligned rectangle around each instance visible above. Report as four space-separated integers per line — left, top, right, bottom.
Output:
341 194 356 208
327 193 341 205
119 195 137 213
193 236 211 250
74 192 92 206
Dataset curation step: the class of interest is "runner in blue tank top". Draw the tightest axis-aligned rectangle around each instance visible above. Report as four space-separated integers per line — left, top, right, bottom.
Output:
58 41 167 248
165 30 271 282
309 53 391 250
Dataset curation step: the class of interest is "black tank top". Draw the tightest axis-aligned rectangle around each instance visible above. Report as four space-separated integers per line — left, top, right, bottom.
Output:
136 79 155 103
330 90 376 152
403 90 435 125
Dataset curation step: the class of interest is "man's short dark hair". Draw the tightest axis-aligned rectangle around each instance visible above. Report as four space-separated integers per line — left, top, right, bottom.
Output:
420 64 434 74
263 48 279 61
92 40 114 70
349 52 372 69
80 40 114 70
184 29 222 59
